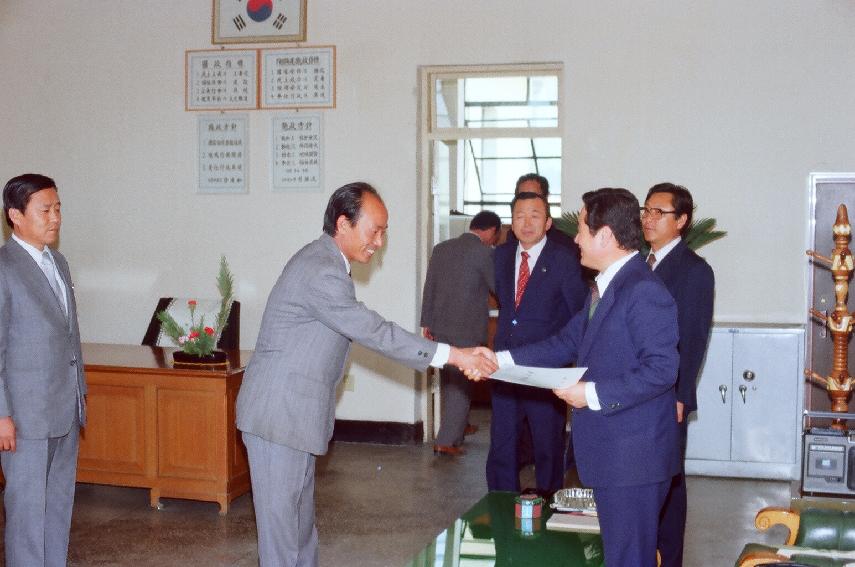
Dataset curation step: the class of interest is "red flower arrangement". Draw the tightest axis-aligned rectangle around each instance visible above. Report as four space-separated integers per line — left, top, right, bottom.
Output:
156 257 234 357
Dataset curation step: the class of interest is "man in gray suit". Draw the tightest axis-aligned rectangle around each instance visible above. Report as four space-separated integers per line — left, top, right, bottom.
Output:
421 210 501 456
236 182 497 567
0 173 86 567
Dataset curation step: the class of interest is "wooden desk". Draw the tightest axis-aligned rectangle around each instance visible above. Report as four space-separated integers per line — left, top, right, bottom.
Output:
78 343 252 514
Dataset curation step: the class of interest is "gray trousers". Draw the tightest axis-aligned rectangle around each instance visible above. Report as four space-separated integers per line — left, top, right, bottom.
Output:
435 365 472 447
1 422 80 567
243 432 318 567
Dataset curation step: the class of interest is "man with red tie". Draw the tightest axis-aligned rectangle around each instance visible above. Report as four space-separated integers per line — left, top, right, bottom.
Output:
487 191 587 496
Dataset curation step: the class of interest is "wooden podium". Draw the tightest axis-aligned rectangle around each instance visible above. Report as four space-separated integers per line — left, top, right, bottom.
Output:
77 343 252 514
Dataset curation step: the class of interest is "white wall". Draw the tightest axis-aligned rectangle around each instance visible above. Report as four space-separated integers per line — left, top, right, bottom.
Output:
1 1 853 424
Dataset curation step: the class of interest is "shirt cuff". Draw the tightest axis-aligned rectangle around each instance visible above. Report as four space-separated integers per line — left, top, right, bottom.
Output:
430 343 451 368
497 350 515 368
584 382 601 411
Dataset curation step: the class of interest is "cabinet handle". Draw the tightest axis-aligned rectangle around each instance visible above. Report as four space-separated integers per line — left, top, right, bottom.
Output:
719 384 728 403
743 370 755 382
739 384 747 403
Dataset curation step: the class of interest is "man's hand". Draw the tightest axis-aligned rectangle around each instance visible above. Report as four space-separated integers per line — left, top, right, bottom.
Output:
676 401 685 423
0 416 16 452
553 382 588 409
449 346 497 381
422 327 434 340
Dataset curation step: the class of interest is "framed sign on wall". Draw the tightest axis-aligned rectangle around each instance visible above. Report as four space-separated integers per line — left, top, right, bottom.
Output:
213 0 307 44
260 46 335 109
185 49 259 111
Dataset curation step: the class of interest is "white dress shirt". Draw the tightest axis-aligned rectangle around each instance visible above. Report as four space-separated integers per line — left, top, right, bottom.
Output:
12 233 68 316
647 236 681 270
514 235 548 297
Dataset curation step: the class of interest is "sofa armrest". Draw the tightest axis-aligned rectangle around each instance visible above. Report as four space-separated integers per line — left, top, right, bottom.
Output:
756 507 801 545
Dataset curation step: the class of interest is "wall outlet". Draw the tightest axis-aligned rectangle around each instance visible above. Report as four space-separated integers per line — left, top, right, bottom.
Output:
343 374 355 392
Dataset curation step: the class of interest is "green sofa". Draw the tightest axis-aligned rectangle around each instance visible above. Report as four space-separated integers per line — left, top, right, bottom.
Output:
737 507 855 566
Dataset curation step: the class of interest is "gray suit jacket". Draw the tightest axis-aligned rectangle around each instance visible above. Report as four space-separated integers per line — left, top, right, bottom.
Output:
420 232 494 347
236 233 438 455
0 238 86 439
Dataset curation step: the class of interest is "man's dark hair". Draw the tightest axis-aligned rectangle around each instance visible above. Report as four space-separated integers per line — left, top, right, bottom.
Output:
582 187 642 251
646 182 694 237
469 210 501 232
510 191 549 214
322 182 381 236
3 173 57 228
514 173 549 196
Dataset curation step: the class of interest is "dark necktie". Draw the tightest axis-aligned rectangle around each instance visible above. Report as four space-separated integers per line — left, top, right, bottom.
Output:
515 251 530 309
647 253 656 269
588 282 600 320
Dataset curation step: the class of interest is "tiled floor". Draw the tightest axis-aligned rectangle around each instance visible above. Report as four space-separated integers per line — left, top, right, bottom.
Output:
0 409 796 566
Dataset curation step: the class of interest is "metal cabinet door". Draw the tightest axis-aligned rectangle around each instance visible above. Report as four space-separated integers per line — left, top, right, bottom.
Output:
686 330 733 461
730 332 799 464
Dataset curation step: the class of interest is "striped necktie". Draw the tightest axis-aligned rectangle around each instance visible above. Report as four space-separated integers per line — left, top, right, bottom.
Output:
647 253 656 269
588 282 600 320
514 251 530 309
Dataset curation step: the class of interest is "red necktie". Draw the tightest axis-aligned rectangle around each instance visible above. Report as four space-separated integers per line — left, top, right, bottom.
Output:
515 251 530 309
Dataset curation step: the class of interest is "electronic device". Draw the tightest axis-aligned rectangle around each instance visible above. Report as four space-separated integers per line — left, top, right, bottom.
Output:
802 428 855 496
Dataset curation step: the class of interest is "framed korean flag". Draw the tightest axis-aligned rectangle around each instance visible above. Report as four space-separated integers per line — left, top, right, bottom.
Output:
213 0 307 44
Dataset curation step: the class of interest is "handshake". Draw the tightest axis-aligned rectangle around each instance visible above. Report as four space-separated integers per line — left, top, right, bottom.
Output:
448 346 498 381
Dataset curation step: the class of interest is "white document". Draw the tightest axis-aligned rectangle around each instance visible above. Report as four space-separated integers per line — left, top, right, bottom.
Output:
490 366 586 390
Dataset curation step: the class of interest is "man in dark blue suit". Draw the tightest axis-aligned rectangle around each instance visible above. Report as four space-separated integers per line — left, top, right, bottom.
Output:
643 183 715 567
487 191 587 495
480 188 680 566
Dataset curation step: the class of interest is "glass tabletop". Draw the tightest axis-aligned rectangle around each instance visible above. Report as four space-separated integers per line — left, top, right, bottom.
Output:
405 491 604 567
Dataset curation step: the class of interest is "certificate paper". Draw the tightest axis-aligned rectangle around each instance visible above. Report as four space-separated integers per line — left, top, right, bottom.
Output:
490 366 586 390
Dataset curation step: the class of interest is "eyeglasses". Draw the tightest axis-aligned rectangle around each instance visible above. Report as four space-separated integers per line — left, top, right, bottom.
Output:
640 207 678 220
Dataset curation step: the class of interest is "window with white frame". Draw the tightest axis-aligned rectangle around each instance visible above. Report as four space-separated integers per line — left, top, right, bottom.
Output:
427 65 563 222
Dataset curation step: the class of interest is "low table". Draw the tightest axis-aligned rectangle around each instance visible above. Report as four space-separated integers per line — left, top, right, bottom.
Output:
405 492 604 566
77 343 252 514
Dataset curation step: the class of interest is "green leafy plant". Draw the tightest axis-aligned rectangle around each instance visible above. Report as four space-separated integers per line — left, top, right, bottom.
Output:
156 256 235 356
554 209 726 254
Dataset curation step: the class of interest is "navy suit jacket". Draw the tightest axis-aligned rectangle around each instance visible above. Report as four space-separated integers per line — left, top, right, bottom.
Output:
493 238 587 350
652 240 715 413
510 255 680 488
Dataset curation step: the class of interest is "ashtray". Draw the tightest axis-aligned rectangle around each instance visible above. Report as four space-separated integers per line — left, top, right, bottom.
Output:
551 487 597 513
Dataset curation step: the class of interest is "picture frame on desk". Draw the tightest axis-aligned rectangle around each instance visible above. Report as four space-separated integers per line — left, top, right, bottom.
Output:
213 0 307 44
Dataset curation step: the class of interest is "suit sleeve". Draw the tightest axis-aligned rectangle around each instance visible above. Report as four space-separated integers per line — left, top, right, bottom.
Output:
307 261 437 371
593 280 679 416
560 256 588 317
676 260 715 406
484 247 496 295
419 251 437 329
0 268 10 417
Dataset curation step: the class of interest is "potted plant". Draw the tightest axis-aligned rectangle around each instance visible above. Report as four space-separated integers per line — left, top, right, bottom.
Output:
157 256 235 366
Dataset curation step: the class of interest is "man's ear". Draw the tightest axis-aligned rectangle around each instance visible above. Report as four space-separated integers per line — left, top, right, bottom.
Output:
7 208 22 228
676 213 689 232
545 216 553 231
335 214 350 234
